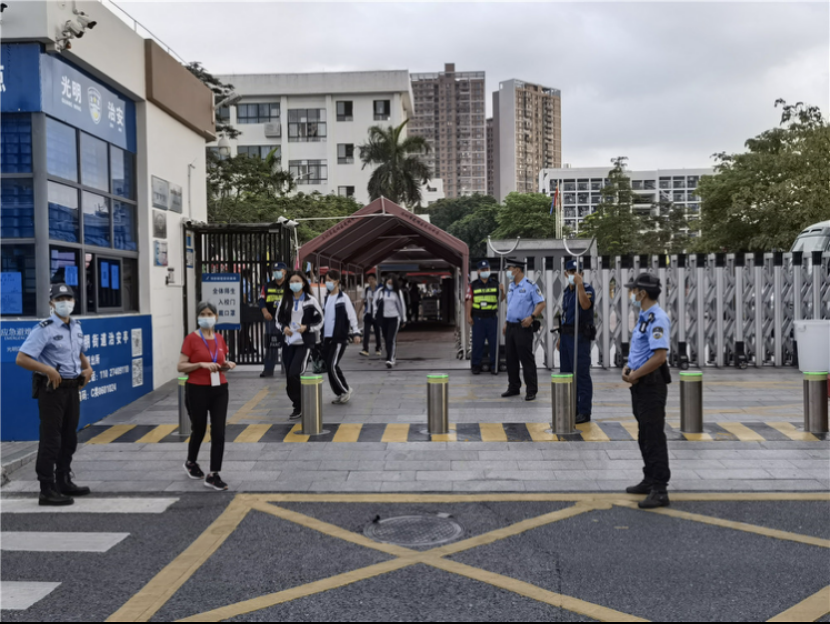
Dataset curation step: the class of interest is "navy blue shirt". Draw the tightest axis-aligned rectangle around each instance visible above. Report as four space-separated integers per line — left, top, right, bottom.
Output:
506 277 545 323
628 304 671 370
19 313 86 378
563 283 595 325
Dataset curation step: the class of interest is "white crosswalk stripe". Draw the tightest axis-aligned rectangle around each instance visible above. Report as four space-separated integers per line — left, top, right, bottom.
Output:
1 532 130 552
1 497 178 514
1 582 61 611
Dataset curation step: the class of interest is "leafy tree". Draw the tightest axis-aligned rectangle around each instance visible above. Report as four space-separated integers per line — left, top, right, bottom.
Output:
639 197 690 255
578 157 643 254
447 205 500 257
696 100 830 252
358 120 432 208
208 148 293 204
187 62 241 139
491 192 559 239
422 194 498 231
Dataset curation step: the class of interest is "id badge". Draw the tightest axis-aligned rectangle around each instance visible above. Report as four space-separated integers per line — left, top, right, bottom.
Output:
210 371 221 387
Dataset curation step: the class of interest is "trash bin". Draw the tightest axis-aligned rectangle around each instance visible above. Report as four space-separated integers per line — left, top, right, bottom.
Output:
793 321 830 373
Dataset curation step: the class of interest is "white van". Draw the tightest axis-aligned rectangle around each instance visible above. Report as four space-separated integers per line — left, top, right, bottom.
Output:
791 221 830 255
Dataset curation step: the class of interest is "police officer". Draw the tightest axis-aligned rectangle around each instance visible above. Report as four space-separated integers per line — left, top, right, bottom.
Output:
258 261 288 378
502 259 545 401
623 273 672 509
466 260 506 375
558 260 595 423
16 284 93 506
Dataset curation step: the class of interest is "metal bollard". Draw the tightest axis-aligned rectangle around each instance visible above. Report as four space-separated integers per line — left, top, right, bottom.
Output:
301 375 324 436
427 374 449 435
803 372 829 434
178 376 191 437
679 372 704 434
551 373 574 435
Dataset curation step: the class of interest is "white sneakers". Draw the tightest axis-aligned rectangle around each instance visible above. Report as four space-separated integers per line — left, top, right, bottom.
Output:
332 388 353 404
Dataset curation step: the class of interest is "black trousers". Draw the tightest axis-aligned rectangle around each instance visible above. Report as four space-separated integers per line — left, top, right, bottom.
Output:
380 317 400 362
323 338 350 396
630 380 671 488
186 383 229 473
36 386 81 484
283 344 311 410
505 323 538 394
362 314 382 352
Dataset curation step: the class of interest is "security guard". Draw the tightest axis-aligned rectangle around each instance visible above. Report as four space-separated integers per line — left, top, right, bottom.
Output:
502 259 545 401
466 260 505 375
16 284 93 506
258 261 288 377
558 260 596 423
622 273 672 509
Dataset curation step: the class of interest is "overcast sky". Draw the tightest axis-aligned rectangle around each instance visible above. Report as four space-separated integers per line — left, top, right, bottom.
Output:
120 1 829 170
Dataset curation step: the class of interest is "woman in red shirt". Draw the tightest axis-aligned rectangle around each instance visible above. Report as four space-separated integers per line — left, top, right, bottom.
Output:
178 302 236 491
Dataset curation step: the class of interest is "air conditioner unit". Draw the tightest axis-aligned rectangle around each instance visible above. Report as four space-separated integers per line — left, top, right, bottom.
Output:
264 123 281 138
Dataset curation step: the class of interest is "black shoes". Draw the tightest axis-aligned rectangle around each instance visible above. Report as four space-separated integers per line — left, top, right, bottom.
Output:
525 393 537 401
472 367 481 375
575 413 592 424
39 486 73 507
289 409 302 421
205 473 229 491
57 475 90 497
501 390 520 398
184 461 205 480
638 490 670 509
260 371 274 378
625 481 653 495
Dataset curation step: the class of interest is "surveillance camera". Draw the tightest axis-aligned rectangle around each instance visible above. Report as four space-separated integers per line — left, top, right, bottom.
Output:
277 216 288 225
75 13 97 29
63 20 85 38
215 91 242 109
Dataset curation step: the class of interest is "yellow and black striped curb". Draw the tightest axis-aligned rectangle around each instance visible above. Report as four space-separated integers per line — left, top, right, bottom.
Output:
78 421 828 445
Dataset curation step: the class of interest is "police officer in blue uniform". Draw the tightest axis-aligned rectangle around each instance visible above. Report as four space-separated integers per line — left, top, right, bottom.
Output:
622 273 672 509
502 259 545 401
466 260 505 375
16 284 93 506
558 260 596 423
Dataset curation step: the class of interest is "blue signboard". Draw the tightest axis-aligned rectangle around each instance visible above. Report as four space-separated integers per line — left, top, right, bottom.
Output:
202 274 242 330
0 315 153 441
0 43 42 113
1 272 23 315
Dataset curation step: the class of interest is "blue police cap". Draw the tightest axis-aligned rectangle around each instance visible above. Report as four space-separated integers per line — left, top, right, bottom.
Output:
274 262 288 271
477 260 490 270
565 260 583 272
50 283 75 300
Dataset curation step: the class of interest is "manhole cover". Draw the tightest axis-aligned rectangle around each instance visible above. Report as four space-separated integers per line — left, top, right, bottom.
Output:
364 514 464 548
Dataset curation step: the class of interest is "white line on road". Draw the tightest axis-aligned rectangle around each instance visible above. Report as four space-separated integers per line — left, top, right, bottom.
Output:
1 532 130 553
1 498 179 514
0 582 61 610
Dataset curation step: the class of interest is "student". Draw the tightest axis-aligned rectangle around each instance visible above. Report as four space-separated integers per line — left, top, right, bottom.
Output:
374 275 407 368
323 270 361 404
359 274 382 357
277 271 324 420
178 302 236 491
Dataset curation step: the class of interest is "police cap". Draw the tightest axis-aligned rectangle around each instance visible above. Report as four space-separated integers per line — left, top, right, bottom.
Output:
625 273 661 290
49 283 75 300
504 258 523 269
274 261 288 271
477 260 490 270
565 260 583 272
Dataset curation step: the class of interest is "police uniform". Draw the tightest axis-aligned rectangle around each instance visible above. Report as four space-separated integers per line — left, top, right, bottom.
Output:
560 261 596 422
625 273 672 507
258 262 288 376
468 260 500 374
503 266 545 399
18 283 90 503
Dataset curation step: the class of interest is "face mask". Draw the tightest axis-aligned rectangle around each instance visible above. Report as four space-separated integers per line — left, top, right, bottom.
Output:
630 292 641 309
386 283 393 290
480 271 491 280
53 301 74 318
567 274 575 286
275 271 284 280
326 282 336 292
198 317 216 329
290 282 303 293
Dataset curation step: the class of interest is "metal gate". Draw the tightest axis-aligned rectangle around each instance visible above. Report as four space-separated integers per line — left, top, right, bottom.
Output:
185 223 292 365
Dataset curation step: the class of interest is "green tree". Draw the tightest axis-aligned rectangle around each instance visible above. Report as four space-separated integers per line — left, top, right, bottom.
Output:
358 120 432 208
639 197 691 255
491 192 558 239
578 157 643 254
186 62 241 139
208 148 293 206
696 100 830 252
422 194 498 231
447 205 500 257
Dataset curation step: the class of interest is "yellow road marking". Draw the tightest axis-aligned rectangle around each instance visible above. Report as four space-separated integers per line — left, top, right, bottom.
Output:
526 422 558 442
717 422 765 442
381 423 410 443
767 422 819 442
613 500 830 549
135 424 178 444
105 496 250 622
620 422 638 440
682 432 714 442
576 422 610 442
283 423 309 443
431 423 457 442
87 424 135 445
429 559 649 623
768 585 830 622
228 387 270 424
234 424 271 444
480 423 508 442
332 423 362 443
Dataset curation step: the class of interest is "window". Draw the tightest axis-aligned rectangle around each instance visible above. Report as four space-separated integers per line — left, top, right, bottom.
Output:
287 109 327 142
336 101 353 121
288 160 327 185
577 179 589 191
673 176 686 189
80 132 109 192
50 247 80 287
564 193 575 205
48 182 80 243
687 176 700 189
46 117 78 182
0 244 36 316
1 114 33 174
673 191 685 203
237 145 281 161
590 193 601 204
110 147 135 199
82 192 111 248
644 180 656 190
217 106 230 122
659 177 671 190
632 180 643 190
337 144 354 164
236 103 280 124
374 100 391 120
97 257 122 308
1 179 35 239
590 179 602 191
114 201 137 251
563 181 575 191
338 186 355 198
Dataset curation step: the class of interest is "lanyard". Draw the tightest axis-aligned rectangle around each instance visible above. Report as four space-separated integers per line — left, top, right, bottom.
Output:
198 330 219 363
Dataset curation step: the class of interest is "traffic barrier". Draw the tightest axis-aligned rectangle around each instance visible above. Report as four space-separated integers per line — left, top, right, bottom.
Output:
427 374 449 435
679 371 704 434
803 372 829 434
301 375 324 436
551 373 574 435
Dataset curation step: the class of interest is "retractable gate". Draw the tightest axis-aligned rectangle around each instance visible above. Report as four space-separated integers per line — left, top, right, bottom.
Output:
185 223 292 365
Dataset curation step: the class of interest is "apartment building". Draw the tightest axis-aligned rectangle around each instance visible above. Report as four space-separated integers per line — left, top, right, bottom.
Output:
537 166 713 235
409 63 487 198
214 71 442 206
493 79 562 201
486 118 495 198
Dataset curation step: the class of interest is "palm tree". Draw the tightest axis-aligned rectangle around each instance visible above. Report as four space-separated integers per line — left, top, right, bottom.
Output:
358 119 432 208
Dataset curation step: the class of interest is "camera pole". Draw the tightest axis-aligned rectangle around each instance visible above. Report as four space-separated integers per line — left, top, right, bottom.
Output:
562 237 595 419
488 236 521 375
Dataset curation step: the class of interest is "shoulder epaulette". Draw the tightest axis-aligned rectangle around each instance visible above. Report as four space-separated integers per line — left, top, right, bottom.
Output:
39 319 54 328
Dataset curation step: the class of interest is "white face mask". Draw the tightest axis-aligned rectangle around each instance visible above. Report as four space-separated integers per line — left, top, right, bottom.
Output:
567 274 575 286
326 281 336 292
275 271 284 280
53 301 75 318
198 316 216 329
290 282 303 293
480 271 491 280
386 282 393 290
630 291 641 309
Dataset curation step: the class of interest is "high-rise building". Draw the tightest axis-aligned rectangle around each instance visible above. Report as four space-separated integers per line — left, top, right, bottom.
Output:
493 79 562 201
486 118 495 198
410 63 487 198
